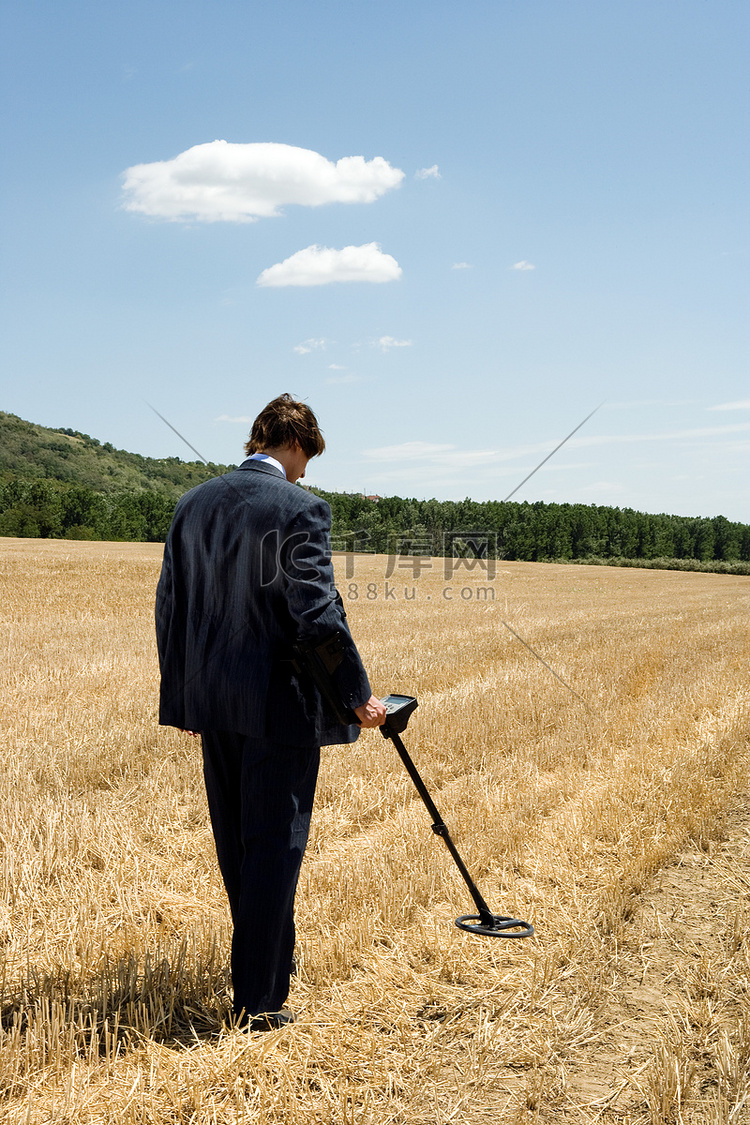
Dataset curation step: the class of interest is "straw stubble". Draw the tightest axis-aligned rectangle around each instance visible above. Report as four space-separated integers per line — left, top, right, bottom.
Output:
0 538 748 1122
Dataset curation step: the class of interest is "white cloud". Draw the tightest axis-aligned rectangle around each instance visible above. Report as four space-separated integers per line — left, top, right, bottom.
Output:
293 338 327 355
441 450 505 467
451 261 472 270
363 441 502 468
605 399 699 410
376 335 413 351
510 260 535 271
215 414 253 423
122 141 404 222
328 363 346 370
363 441 456 461
707 399 750 411
362 422 750 472
574 481 628 497
257 243 402 288
415 164 441 179
568 423 750 447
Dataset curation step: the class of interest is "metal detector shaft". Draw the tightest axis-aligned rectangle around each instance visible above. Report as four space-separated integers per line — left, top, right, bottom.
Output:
380 695 533 939
387 728 496 926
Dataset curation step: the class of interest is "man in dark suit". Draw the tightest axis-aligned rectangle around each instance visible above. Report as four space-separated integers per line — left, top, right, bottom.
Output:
155 394 385 1029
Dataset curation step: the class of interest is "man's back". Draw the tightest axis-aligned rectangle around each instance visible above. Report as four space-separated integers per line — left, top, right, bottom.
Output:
156 458 368 743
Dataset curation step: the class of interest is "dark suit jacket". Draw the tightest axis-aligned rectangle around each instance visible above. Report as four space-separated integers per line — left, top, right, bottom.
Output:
155 459 371 746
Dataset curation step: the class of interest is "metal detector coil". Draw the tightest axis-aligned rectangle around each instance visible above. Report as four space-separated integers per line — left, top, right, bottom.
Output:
380 695 534 940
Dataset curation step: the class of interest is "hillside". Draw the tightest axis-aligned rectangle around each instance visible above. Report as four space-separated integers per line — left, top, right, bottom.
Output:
1 411 749 568
0 411 235 500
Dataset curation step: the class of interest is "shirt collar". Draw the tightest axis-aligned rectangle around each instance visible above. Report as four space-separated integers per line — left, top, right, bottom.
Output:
246 452 287 479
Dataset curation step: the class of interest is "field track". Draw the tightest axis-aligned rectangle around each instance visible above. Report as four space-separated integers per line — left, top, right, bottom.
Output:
0 537 748 1123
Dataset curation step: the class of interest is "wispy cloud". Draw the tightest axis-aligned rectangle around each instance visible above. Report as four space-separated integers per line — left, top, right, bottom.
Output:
327 363 346 370
364 441 455 461
451 261 472 270
605 399 699 410
707 399 750 411
363 423 750 468
510 260 535 271
215 414 253 423
257 243 402 287
363 438 582 468
574 481 628 497
293 338 327 355
376 335 413 351
569 423 750 447
122 141 404 222
415 165 441 179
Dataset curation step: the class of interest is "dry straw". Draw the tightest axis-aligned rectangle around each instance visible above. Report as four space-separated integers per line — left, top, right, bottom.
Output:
0 538 748 1122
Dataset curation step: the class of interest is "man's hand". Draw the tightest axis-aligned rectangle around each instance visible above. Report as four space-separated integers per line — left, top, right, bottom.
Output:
354 696 387 728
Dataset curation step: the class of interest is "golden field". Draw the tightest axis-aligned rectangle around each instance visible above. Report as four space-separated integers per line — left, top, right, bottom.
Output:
0 536 748 1124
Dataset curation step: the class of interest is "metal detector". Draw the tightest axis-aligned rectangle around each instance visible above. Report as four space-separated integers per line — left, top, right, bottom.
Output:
381 695 534 939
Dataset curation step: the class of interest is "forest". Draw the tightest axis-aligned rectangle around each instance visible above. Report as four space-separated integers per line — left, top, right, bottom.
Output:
1 474 749 572
2 411 748 569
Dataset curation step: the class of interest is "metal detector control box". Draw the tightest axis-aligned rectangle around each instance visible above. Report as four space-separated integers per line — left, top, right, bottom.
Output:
380 694 418 736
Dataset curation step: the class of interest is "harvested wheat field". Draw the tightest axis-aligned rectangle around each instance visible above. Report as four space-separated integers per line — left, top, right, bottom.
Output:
0 536 749 1123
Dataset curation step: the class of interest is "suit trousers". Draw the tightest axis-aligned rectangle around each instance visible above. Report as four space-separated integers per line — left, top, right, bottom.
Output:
201 730 320 1018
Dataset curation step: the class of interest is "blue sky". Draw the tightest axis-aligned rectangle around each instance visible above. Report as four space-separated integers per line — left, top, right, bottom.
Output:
1 0 748 520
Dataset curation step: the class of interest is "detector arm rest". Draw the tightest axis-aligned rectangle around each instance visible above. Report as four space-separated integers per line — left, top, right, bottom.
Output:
291 632 359 726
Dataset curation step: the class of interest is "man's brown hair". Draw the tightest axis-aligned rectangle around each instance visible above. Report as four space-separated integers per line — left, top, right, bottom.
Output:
244 393 326 459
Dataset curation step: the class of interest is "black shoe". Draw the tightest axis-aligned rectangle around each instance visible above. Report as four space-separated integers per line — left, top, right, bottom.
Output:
232 1008 294 1030
246 1008 292 1030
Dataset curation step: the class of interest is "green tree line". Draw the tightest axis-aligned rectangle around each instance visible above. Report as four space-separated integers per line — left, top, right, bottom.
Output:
2 475 749 567
318 491 750 563
0 479 175 541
